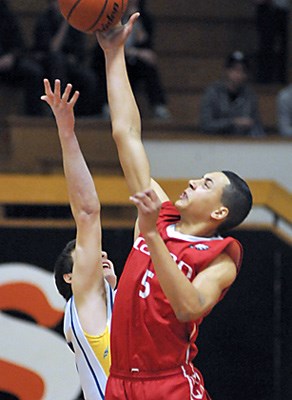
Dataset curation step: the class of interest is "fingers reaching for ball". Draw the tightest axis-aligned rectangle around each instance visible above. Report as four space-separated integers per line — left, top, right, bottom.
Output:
95 12 140 51
41 79 79 108
41 79 79 135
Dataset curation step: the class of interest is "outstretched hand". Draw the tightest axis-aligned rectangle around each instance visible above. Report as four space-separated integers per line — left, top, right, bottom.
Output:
41 79 79 133
96 12 140 51
130 189 161 236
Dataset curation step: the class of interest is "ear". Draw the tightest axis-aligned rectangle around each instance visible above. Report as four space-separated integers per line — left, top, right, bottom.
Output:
211 206 229 221
63 273 72 284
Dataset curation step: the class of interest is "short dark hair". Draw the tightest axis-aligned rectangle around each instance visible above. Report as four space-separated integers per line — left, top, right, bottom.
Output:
219 170 253 234
54 239 76 301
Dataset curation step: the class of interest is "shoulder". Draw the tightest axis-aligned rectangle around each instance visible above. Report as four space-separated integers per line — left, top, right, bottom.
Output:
208 251 238 290
196 236 242 273
278 85 292 101
220 236 243 272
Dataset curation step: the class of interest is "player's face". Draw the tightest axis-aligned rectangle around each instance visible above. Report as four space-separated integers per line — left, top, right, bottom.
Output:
175 172 230 221
102 251 117 289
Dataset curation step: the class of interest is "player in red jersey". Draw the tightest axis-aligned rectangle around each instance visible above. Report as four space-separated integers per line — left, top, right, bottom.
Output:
96 13 253 400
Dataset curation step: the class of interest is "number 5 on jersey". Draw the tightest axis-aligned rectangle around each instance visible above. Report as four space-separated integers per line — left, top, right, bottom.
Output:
139 270 154 298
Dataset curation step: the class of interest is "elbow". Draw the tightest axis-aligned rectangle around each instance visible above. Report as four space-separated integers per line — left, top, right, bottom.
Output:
82 196 101 216
112 125 123 141
173 304 203 323
175 310 196 323
173 294 207 323
85 203 101 217
112 125 129 145
112 119 140 142
175 309 204 323
112 126 129 143
77 204 100 222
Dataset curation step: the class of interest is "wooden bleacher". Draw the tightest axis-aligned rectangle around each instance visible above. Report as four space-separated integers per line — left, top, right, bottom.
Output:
0 1 289 187
1 0 287 132
4 116 121 174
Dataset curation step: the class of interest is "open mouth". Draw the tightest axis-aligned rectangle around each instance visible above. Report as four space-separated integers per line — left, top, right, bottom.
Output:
180 191 188 200
102 261 111 270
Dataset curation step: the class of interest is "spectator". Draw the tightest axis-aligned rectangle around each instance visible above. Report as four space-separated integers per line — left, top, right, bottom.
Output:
255 0 289 84
0 0 44 116
91 0 171 120
32 0 98 117
277 83 292 136
199 51 265 136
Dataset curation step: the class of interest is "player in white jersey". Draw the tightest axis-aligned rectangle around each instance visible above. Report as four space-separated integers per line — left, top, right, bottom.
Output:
42 78 116 400
63 261 115 399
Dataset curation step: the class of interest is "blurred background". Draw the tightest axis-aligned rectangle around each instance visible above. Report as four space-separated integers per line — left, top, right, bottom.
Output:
0 1 291 399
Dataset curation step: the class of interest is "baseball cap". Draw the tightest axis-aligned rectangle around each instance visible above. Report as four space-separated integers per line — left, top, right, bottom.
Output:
225 51 249 70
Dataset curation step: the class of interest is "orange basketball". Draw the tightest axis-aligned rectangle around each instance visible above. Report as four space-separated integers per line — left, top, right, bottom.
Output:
58 0 128 33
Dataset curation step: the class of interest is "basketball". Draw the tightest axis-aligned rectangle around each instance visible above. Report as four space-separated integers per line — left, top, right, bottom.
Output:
58 0 128 33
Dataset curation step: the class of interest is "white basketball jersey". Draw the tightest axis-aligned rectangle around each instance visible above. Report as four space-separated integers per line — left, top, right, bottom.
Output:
64 281 115 400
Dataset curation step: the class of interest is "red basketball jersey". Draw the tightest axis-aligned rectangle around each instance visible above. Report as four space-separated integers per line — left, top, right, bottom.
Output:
110 201 242 377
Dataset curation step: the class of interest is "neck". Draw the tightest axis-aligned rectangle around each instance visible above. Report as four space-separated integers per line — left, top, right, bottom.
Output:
175 220 218 238
227 81 239 93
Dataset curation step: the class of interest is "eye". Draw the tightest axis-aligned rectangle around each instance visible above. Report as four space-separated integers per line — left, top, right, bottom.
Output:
204 179 212 189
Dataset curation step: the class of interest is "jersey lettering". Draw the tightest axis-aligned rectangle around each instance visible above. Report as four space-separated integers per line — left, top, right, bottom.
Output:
134 237 193 280
139 270 154 299
134 237 150 256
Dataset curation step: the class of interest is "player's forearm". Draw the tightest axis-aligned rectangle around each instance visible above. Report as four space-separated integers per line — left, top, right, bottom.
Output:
61 134 100 218
104 46 151 193
144 231 206 322
105 46 140 137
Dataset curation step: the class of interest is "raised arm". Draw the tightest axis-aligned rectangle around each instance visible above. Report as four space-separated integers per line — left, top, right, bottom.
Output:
41 79 107 333
96 15 168 202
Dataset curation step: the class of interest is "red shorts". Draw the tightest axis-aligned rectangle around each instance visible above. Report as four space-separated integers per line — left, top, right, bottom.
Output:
105 364 211 400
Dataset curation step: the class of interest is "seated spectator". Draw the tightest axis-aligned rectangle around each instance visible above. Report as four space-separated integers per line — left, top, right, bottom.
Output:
91 0 171 120
277 84 292 136
32 0 98 117
0 0 44 116
199 51 265 136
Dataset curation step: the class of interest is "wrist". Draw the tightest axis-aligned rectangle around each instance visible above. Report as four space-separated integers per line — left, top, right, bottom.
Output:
104 45 125 57
143 229 160 241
